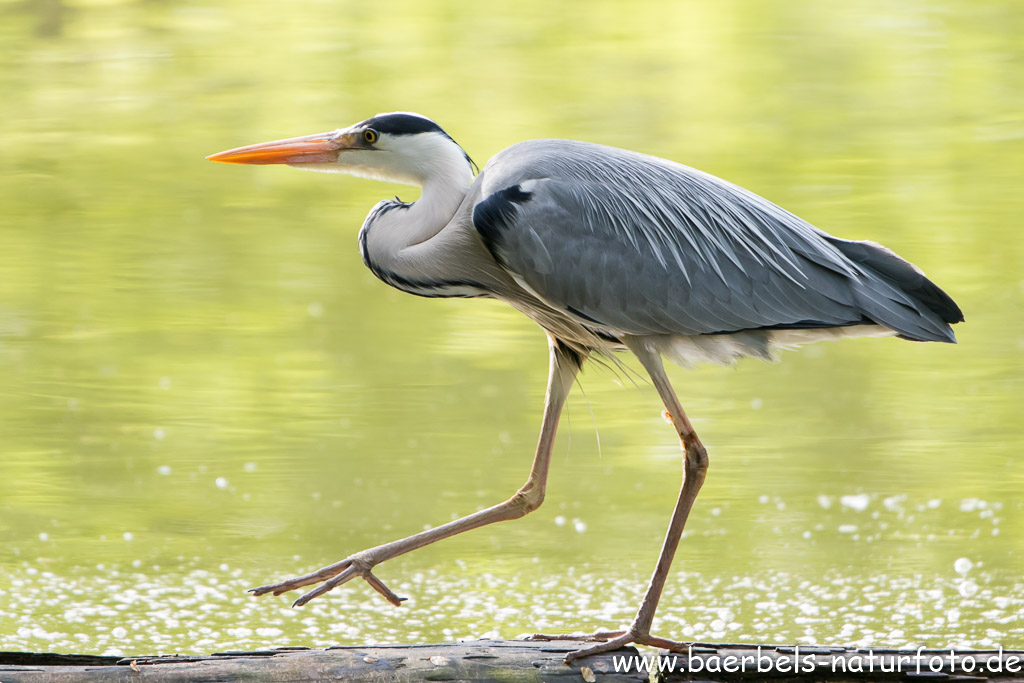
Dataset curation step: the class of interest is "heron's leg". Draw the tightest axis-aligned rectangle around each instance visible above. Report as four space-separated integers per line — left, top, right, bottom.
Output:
562 339 708 662
250 335 585 607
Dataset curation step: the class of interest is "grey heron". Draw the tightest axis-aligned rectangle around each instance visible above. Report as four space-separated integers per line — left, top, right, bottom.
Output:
208 112 963 661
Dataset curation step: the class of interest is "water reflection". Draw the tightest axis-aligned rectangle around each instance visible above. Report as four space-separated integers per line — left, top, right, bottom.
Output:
1 0 1022 656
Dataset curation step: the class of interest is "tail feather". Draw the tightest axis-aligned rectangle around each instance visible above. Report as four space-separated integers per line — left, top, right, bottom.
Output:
827 237 964 343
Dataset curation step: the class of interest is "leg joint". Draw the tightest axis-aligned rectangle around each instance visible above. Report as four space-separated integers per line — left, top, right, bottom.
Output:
346 552 377 574
627 622 650 640
683 436 709 473
508 483 545 517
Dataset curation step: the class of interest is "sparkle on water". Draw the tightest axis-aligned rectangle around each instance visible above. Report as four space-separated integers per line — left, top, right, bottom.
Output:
1 0 1022 658
4 494 1022 656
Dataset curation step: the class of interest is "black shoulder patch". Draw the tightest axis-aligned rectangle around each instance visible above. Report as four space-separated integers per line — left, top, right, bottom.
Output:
473 184 533 263
362 113 446 137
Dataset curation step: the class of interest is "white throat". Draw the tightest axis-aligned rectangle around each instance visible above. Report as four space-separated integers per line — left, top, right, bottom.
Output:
356 132 477 293
375 131 474 244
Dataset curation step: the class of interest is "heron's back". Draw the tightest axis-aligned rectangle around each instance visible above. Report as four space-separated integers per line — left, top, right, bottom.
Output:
470 139 962 362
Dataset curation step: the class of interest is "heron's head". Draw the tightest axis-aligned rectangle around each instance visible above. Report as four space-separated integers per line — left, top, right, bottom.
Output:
207 112 475 188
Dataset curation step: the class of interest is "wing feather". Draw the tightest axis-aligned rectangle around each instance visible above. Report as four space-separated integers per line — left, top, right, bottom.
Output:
473 139 959 343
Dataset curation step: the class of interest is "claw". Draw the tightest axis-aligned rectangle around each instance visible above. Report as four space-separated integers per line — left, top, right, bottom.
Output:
252 556 409 609
528 630 625 643
249 558 357 598
364 570 405 606
293 564 361 606
561 630 692 663
644 635 690 651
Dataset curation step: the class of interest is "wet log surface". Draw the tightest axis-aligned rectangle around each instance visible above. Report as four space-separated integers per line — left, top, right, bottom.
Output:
1 640 1022 682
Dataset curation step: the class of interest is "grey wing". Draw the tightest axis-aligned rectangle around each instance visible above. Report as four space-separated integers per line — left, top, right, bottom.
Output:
472 140 962 343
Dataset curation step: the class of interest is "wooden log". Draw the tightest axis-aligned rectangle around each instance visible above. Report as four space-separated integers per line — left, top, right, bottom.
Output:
0 640 642 683
1 640 1022 682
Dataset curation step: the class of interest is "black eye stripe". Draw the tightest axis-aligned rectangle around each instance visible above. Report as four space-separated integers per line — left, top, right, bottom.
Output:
361 114 446 136
356 113 477 174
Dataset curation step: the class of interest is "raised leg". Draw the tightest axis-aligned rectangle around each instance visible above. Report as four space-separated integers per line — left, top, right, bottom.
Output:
562 338 709 662
250 336 585 607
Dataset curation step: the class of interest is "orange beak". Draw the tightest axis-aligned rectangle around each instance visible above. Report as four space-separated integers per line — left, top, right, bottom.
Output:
206 131 359 165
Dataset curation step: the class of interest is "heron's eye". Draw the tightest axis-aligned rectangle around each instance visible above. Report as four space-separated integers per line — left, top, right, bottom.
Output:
363 129 378 144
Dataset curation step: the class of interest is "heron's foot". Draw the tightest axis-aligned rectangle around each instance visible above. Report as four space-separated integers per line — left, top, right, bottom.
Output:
526 630 627 644
249 554 406 608
536 627 689 663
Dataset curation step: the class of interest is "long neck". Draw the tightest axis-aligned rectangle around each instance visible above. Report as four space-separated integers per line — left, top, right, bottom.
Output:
397 174 469 246
358 159 485 298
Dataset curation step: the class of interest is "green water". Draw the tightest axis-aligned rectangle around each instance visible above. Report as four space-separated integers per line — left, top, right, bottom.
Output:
1 0 1022 657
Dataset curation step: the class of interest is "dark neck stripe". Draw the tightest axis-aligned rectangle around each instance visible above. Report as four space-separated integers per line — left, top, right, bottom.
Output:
369 267 490 299
358 200 409 268
358 211 489 300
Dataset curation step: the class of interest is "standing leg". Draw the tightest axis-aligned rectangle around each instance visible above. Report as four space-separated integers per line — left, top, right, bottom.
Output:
251 336 585 607
563 338 709 662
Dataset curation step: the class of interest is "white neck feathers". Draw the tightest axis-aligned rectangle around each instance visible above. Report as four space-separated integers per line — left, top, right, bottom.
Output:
356 132 478 295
